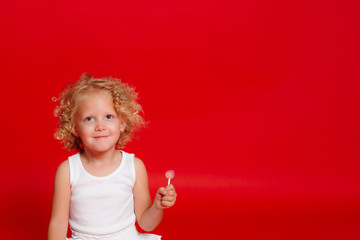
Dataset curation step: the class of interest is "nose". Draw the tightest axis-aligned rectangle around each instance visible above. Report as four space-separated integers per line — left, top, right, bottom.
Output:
95 120 106 131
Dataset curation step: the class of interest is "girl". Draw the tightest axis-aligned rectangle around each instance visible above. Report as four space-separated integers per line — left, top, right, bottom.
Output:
48 73 177 240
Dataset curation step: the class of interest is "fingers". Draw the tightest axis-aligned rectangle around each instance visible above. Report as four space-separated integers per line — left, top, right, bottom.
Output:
157 187 167 197
155 184 177 209
165 184 175 191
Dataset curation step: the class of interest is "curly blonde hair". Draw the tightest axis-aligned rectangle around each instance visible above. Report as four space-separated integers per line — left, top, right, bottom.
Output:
54 73 145 151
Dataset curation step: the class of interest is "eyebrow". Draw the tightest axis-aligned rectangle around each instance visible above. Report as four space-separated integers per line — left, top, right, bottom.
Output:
78 111 117 118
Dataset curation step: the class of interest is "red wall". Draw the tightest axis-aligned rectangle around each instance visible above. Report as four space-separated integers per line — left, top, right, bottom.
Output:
0 0 359 239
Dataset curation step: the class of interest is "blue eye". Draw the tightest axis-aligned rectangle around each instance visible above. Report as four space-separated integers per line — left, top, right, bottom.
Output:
85 117 93 122
106 115 113 119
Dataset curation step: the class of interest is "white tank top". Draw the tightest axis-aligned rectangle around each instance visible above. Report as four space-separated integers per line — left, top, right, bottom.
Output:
68 150 137 236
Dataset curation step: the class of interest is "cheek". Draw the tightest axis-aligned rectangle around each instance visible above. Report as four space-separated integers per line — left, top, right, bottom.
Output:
77 125 92 136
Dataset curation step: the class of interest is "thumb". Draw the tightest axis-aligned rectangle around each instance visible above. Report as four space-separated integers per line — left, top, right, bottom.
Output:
156 187 167 199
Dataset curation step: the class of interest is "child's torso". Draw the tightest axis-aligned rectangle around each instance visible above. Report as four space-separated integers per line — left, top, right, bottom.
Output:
68 150 137 237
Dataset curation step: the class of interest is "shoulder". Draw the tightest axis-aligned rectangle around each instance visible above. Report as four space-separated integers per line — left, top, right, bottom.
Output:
134 157 146 170
133 157 148 181
55 160 70 184
57 160 70 173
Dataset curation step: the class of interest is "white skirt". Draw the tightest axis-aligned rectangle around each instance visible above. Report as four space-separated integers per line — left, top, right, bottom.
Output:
66 224 161 240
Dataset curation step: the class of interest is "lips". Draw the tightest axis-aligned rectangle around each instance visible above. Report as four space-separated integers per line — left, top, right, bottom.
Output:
94 136 108 139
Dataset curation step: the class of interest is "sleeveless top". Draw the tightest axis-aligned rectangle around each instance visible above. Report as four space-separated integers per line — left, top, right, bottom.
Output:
67 151 161 240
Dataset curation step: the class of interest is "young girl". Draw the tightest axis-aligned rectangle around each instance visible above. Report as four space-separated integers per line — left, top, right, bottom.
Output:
48 73 177 240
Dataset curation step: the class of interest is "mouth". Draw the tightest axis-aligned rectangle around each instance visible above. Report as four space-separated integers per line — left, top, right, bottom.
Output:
94 136 108 139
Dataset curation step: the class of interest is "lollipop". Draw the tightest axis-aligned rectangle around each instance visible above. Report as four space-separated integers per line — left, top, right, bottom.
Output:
165 170 175 185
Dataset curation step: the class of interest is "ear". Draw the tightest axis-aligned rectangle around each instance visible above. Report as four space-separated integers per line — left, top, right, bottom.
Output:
72 126 79 137
119 120 127 133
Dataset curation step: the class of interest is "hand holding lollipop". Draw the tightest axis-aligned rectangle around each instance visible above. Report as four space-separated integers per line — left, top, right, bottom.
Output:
154 170 177 210
165 170 175 185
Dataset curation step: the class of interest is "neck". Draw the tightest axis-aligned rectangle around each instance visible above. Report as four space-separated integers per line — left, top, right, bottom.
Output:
81 147 119 164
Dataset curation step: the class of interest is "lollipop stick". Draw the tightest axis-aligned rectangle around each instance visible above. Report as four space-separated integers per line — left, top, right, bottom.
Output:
168 178 171 185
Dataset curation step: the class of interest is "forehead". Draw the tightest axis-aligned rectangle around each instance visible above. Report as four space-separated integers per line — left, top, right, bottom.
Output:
79 88 112 99
76 89 115 112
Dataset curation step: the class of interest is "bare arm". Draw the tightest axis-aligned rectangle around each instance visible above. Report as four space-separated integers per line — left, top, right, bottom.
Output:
48 160 71 240
133 157 177 232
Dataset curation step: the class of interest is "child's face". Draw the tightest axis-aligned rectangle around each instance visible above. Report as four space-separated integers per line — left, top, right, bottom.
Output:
74 89 126 153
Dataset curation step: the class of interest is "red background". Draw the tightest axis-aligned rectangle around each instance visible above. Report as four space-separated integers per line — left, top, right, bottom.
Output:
0 0 359 239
